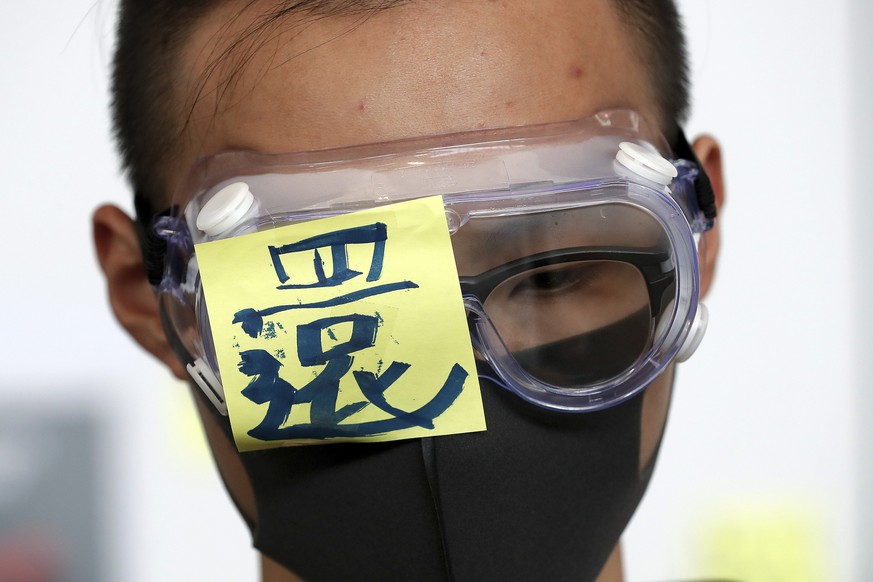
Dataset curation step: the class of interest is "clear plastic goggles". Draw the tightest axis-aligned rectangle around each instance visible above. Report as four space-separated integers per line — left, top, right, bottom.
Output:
154 110 713 413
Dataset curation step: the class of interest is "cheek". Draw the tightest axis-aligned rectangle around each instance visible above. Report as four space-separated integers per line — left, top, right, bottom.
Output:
639 366 674 472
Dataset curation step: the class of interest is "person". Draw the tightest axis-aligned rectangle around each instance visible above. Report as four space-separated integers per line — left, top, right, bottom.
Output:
92 0 724 580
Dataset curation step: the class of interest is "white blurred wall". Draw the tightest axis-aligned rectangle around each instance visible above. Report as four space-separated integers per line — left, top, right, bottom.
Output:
0 1 863 581
625 2 858 580
850 1 873 580
0 3 257 581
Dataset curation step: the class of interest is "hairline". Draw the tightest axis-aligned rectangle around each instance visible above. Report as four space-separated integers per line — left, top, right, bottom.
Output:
114 0 689 220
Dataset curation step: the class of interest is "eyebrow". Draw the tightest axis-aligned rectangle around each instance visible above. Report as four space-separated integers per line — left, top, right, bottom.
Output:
452 205 668 274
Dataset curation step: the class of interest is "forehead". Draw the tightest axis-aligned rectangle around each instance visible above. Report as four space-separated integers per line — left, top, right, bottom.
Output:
173 0 657 189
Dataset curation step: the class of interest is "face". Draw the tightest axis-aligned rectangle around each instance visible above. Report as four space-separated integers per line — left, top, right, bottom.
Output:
95 0 723 578
189 0 660 523
170 0 670 461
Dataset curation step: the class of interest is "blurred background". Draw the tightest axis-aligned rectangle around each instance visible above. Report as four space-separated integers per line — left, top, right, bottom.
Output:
0 1 868 580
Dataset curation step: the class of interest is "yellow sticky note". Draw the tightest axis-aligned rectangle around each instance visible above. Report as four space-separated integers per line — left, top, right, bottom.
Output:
195 195 485 451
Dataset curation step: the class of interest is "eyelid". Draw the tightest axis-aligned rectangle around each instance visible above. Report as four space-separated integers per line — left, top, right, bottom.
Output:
508 262 602 298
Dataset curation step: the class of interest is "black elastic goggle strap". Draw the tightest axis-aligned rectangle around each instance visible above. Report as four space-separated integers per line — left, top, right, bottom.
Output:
671 128 718 221
134 190 174 287
158 296 195 368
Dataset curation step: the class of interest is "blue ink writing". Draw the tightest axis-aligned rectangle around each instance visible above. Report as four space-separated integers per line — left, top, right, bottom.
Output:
232 221 468 441
269 223 387 289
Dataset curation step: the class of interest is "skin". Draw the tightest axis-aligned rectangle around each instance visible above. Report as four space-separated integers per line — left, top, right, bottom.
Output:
93 0 724 580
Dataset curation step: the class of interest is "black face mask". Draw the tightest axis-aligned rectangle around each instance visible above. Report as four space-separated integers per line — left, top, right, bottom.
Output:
201 362 661 582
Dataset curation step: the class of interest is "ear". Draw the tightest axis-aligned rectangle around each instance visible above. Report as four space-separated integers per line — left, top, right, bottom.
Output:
691 136 724 298
93 204 187 379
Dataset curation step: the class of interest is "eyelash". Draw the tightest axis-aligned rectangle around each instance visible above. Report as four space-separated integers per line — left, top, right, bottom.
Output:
509 264 600 298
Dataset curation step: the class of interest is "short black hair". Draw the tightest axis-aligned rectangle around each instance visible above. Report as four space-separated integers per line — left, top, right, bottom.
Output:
613 0 690 138
111 0 690 221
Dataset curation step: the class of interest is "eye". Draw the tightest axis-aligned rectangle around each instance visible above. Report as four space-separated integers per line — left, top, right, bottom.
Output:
509 263 599 297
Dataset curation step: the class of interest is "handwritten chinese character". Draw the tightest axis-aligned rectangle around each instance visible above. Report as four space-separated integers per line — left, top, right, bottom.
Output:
231 222 468 441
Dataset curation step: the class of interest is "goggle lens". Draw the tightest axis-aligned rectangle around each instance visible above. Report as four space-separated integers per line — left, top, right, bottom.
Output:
485 261 653 387
455 202 676 390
